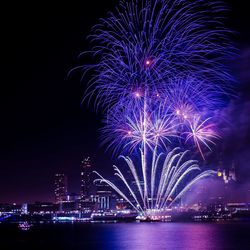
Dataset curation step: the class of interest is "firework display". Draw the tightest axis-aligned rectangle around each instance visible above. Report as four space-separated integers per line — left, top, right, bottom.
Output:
78 0 235 216
94 147 216 216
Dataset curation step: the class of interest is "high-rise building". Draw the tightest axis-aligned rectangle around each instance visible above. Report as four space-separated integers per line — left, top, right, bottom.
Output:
54 173 67 203
80 157 92 198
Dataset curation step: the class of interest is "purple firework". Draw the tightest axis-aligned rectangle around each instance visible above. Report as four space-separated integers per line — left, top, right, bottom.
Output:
74 0 236 159
184 115 221 160
74 0 237 214
101 100 180 155
77 0 235 112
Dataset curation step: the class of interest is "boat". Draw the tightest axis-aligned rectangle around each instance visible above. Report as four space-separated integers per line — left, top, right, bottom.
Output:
91 210 137 222
18 221 32 231
91 211 117 221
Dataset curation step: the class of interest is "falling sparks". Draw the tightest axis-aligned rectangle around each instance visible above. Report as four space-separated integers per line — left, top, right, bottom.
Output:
94 148 216 216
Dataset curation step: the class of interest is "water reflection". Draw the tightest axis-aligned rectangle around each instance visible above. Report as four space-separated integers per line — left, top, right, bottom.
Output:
0 222 250 250
106 222 249 250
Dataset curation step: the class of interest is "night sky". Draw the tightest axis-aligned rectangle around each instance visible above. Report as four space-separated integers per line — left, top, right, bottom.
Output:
1 1 249 203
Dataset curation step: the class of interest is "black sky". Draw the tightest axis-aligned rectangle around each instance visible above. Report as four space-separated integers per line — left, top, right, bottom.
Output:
1 1 249 203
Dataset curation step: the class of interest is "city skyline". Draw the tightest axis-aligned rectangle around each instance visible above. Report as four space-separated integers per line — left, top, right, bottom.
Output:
2 1 250 204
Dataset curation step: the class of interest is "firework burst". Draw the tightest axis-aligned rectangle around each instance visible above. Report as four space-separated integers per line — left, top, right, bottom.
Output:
76 0 235 112
101 100 180 155
184 116 221 160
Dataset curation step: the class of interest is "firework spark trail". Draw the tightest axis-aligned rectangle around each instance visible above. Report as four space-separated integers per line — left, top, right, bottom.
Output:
167 170 217 207
72 0 237 159
76 0 235 112
94 148 216 215
101 99 179 155
93 171 143 213
121 156 145 207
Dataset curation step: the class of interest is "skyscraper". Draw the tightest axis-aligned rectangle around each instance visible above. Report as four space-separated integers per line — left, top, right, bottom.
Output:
80 157 92 198
54 173 67 203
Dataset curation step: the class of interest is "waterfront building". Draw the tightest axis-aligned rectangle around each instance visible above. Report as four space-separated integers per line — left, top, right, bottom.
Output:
92 182 115 210
54 173 68 203
28 202 58 214
80 157 93 198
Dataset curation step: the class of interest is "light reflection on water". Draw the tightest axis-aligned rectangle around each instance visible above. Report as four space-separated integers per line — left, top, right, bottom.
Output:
0 222 250 250
87 222 250 250
106 223 223 250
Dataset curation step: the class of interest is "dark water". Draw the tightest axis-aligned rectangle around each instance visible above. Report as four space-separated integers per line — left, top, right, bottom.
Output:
0 222 250 250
